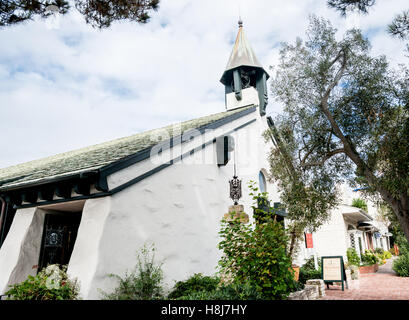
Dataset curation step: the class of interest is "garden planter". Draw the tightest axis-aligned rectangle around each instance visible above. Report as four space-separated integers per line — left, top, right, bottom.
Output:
359 263 379 274
291 265 300 281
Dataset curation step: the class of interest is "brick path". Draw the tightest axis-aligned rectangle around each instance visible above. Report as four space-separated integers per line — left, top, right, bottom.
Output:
322 257 409 300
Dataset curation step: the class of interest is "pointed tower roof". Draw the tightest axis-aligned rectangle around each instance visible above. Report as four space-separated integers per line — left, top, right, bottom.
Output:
220 20 268 85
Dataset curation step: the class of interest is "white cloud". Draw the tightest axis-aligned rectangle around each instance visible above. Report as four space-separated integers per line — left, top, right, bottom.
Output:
0 0 407 168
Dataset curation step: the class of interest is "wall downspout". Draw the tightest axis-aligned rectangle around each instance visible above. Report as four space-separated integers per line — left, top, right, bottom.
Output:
0 196 5 246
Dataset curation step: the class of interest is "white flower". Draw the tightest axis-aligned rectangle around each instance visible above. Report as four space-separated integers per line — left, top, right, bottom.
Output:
44 265 62 290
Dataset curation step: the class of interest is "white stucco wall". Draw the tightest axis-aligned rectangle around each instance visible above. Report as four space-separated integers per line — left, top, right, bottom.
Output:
65 107 277 299
310 208 348 261
0 208 45 295
66 197 111 299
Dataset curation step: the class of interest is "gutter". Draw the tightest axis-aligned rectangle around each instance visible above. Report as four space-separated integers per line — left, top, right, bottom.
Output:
0 195 4 222
0 196 6 246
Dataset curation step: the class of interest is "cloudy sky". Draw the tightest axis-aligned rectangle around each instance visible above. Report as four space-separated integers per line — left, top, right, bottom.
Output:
0 0 407 169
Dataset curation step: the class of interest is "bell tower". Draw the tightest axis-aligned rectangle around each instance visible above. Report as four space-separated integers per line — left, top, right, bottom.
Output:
220 20 269 116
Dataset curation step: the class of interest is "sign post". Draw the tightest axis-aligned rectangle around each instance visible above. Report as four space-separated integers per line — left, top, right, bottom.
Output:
321 256 348 291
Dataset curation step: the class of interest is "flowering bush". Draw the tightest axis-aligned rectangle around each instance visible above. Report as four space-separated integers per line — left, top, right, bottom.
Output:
383 250 392 259
5 264 80 300
361 250 380 266
375 250 392 262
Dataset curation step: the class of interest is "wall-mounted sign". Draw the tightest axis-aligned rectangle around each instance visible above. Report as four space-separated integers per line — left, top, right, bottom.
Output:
305 233 313 248
321 256 348 291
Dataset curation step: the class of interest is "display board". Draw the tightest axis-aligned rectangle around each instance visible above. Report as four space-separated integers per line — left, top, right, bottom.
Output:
321 256 348 291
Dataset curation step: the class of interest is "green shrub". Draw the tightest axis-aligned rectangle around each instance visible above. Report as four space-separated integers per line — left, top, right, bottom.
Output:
100 244 164 300
298 257 321 284
5 264 79 300
383 250 392 259
361 250 379 266
375 250 392 261
218 181 296 300
299 267 321 284
392 253 409 277
176 281 264 300
168 274 220 299
389 247 396 256
302 256 321 270
346 248 360 266
395 234 409 256
374 248 384 255
351 198 368 212
291 279 305 292
218 217 295 299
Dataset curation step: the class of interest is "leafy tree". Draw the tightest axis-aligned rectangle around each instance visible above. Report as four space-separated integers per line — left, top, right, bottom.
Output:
328 0 409 49
327 0 376 17
0 0 160 28
388 10 409 40
264 44 341 259
269 16 409 243
379 204 409 255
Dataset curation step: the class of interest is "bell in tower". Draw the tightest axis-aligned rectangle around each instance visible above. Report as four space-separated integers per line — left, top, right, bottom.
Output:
220 20 269 116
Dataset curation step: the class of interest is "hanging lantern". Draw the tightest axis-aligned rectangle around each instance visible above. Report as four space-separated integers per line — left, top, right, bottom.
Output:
229 175 242 205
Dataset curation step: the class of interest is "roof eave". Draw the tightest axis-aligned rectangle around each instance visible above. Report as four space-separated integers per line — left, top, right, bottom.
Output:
220 65 270 85
0 168 100 193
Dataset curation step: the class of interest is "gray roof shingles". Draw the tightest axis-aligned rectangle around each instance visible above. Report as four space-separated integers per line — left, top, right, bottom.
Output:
0 106 253 191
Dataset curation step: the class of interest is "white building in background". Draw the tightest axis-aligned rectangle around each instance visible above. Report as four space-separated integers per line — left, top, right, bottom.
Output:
0 21 283 299
294 184 392 267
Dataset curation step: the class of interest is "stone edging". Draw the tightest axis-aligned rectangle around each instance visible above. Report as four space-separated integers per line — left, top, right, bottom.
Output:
287 279 325 300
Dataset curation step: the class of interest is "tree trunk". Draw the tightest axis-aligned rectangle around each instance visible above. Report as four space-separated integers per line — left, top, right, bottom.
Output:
318 59 409 245
288 229 297 260
385 195 409 243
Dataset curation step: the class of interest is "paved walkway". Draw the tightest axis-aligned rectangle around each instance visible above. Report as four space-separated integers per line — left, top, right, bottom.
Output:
322 257 409 300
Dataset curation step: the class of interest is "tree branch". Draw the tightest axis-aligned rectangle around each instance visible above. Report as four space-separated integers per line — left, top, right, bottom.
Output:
301 148 345 169
266 117 299 181
319 47 399 206
300 143 319 165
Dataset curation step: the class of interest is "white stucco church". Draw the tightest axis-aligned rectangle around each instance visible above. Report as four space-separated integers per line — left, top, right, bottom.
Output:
0 21 283 299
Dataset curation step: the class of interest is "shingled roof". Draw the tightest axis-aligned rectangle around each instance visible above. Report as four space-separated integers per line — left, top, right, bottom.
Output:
0 106 255 192
224 23 263 72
